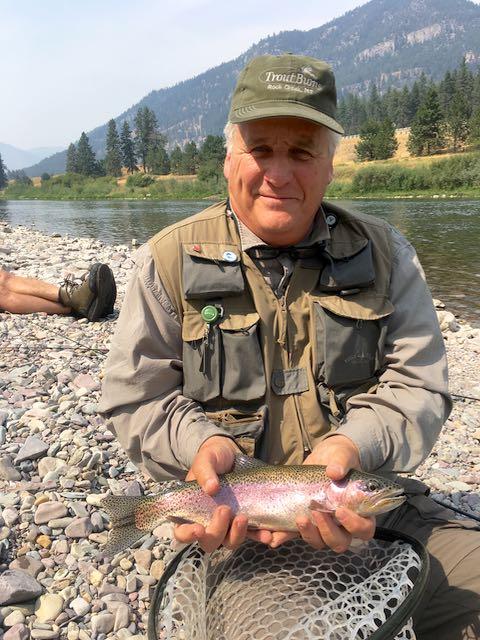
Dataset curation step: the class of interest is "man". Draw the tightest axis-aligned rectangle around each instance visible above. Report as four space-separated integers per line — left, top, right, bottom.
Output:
100 54 480 638
0 262 116 321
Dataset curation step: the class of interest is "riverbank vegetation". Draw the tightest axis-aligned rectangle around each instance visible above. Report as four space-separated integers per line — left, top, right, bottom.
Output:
1 59 480 201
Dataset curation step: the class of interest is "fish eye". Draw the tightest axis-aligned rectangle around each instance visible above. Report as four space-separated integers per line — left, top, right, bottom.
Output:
367 480 380 492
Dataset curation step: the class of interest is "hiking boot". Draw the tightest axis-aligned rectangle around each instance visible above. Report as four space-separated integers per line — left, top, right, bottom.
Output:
59 263 116 321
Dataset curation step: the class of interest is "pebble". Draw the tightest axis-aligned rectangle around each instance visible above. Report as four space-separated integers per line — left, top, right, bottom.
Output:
34 594 65 623
2 224 479 640
0 570 43 605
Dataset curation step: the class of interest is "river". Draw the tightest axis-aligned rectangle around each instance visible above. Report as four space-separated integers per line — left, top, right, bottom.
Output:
1 198 479 324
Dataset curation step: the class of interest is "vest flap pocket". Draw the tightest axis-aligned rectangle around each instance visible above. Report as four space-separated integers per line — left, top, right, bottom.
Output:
315 293 394 321
206 407 267 457
320 239 375 292
220 312 265 402
183 244 244 300
314 298 393 388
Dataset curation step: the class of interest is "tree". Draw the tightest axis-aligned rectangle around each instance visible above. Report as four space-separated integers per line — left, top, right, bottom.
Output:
181 141 199 174
8 170 32 186
407 87 444 156
76 132 97 176
355 119 398 161
198 135 226 184
134 106 158 172
66 143 78 173
120 121 137 174
169 145 184 174
105 119 123 177
469 108 480 148
0 153 7 189
41 173 51 182
445 92 470 152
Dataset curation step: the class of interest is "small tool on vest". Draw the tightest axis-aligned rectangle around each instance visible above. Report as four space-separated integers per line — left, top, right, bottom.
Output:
199 304 223 374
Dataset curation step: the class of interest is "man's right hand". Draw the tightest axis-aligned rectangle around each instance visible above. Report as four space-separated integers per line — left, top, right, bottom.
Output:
174 436 257 552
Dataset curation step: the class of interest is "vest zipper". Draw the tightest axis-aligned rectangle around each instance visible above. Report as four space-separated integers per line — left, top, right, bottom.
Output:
280 293 314 456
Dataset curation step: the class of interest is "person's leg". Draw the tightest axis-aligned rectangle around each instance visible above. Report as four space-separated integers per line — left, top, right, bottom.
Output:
0 268 61 302
382 492 480 640
0 269 70 314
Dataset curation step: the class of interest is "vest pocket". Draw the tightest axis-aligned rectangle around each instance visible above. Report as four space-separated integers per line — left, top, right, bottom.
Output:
314 300 391 387
221 319 266 401
313 298 392 419
206 406 267 457
182 310 265 403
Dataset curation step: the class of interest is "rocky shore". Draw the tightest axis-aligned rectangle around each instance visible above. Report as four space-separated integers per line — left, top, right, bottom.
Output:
1 221 479 640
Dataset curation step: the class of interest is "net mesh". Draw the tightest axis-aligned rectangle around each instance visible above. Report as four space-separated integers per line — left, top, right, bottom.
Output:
155 538 421 640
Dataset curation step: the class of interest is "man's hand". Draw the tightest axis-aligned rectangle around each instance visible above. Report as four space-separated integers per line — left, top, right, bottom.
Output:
265 435 376 550
174 436 257 552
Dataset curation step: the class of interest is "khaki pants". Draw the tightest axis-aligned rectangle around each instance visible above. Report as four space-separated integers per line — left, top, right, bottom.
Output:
380 486 480 640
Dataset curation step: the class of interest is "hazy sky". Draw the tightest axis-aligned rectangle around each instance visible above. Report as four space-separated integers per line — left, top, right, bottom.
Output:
2 0 371 150
4 0 480 151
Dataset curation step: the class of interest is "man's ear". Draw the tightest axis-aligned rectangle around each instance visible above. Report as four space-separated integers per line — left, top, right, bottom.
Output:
223 152 231 180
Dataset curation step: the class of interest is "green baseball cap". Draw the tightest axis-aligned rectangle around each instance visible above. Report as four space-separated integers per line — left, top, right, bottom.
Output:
229 53 344 135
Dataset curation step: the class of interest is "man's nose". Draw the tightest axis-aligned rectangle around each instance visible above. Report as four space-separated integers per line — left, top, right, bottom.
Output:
264 156 292 187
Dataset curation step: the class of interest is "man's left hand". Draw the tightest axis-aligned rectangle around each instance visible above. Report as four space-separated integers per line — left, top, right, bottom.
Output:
264 435 376 550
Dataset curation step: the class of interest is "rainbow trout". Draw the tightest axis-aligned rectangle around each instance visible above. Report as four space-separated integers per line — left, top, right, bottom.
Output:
101 456 405 556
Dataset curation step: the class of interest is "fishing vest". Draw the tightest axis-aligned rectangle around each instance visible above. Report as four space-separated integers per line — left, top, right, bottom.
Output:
149 200 394 465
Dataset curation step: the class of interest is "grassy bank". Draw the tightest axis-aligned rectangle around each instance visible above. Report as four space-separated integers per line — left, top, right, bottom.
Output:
326 150 480 199
1 172 227 201
1 149 480 201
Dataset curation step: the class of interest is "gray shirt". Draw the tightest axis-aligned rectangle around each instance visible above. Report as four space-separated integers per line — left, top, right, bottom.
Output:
99 210 451 481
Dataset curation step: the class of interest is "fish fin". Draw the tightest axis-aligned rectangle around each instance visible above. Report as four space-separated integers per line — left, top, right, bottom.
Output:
309 499 334 514
100 495 152 557
233 454 268 472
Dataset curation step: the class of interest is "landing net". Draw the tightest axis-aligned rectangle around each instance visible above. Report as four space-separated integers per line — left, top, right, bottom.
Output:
150 529 428 640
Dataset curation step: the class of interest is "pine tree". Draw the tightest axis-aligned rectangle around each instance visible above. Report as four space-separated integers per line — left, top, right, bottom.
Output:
355 119 398 161
469 108 480 149
134 107 158 172
182 141 199 174
198 135 226 183
407 87 444 156
120 121 137 174
145 131 169 174
0 153 8 189
104 119 123 177
169 146 184 174
76 132 97 176
367 84 382 121
446 92 470 152
66 143 78 173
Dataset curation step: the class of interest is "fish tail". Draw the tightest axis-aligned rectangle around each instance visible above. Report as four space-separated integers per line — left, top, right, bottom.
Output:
100 495 155 557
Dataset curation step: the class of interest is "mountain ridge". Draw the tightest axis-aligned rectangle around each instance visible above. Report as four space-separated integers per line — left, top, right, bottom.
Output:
23 0 480 177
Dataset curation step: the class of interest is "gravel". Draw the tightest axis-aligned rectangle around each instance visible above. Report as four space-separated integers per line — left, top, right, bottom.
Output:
1 220 479 639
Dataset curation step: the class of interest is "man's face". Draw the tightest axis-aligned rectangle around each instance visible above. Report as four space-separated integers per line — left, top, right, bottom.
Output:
224 117 334 247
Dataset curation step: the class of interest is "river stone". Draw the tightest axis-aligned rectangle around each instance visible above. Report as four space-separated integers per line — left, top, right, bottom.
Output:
3 609 26 626
14 436 49 463
30 630 59 640
65 517 93 538
113 603 130 631
2 507 20 527
3 624 30 640
0 456 22 481
91 612 115 635
34 593 65 623
9 556 44 578
70 596 91 617
0 570 43 605
37 457 66 479
34 502 68 525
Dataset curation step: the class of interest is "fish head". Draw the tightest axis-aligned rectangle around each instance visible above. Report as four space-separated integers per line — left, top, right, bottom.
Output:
327 473 406 517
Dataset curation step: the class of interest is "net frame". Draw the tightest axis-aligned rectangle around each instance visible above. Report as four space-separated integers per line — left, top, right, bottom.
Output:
148 527 429 640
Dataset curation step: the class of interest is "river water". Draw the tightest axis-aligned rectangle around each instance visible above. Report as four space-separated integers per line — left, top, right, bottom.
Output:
1 198 479 324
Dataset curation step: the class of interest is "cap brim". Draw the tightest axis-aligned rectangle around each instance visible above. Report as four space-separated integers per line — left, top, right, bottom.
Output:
230 101 344 135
